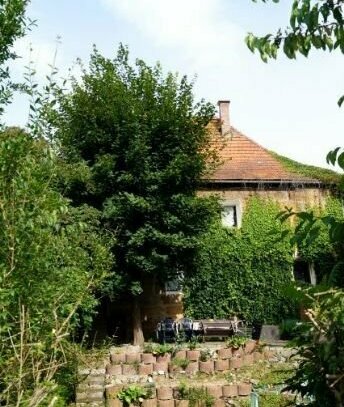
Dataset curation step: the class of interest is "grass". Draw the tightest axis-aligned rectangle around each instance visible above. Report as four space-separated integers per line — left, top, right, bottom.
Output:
238 393 294 407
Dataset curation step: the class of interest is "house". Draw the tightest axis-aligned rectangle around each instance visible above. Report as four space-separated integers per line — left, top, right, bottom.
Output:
137 100 338 336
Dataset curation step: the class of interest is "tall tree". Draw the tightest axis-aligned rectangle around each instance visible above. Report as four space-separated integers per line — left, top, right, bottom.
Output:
0 0 31 116
49 45 217 345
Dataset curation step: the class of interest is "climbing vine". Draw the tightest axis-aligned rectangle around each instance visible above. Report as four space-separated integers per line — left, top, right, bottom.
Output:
183 196 296 324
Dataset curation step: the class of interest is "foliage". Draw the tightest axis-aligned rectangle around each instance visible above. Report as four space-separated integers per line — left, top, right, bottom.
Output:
0 0 31 117
247 0 344 106
239 393 293 407
199 349 212 362
117 385 149 406
48 44 218 343
284 287 344 406
0 129 112 405
271 151 341 185
226 336 248 349
176 385 214 407
279 318 301 340
143 342 174 356
172 357 190 369
183 196 296 324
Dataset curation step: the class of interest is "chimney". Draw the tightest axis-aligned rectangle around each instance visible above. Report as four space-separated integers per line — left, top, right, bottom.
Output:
218 100 231 136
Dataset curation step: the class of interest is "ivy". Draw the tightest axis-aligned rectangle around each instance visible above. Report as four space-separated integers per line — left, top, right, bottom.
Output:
183 197 296 324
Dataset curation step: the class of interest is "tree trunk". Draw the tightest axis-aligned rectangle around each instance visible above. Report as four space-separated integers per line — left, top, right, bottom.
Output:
133 296 144 346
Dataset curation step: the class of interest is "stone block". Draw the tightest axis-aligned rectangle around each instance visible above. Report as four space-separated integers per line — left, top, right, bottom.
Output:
142 353 157 364
237 383 252 396
139 364 153 375
174 350 187 359
229 358 242 370
106 385 124 399
217 348 232 359
122 364 137 375
175 400 189 407
157 354 171 363
106 364 122 375
158 400 174 407
157 387 174 400
244 340 256 354
111 353 126 364
142 399 158 407
153 362 168 373
186 350 200 361
76 391 104 402
222 384 238 398
231 348 243 358
107 399 123 407
126 353 141 364
206 385 223 398
199 360 214 374
214 359 229 372
185 361 199 375
213 400 226 407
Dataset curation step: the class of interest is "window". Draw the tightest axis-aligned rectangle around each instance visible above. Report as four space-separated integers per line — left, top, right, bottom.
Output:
164 276 183 295
293 259 317 286
221 202 242 228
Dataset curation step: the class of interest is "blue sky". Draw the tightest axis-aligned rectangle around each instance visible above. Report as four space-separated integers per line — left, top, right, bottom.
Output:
5 0 344 169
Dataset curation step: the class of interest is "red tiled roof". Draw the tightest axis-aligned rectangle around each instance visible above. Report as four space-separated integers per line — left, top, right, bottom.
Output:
206 119 319 183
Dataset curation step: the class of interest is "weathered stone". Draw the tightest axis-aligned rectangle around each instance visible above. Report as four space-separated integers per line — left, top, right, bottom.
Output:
107 364 122 375
229 358 242 370
139 363 154 375
122 364 137 375
186 350 200 361
222 384 238 398
142 398 158 407
244 340 256 354
217 348 232 359
185 361 199 375
153 362 168 373
106 384 124 398
206 385 223 398
174 350 187 359
158 400 174 407
111 353 126 364
199 360 214 374
237 383 252 396
126 353 141 364
142 353 157 364
107 399 123 407
157 387 174 400
214 359 229 372
157 354 171 363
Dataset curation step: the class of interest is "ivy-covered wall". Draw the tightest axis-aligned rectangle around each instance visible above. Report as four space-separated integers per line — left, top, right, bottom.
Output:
183 197 296 324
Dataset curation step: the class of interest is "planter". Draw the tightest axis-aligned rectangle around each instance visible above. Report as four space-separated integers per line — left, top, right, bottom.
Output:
231 347 243 358
126 353 141 364
106 363 122 375
111 353 126 364
213 401 226 407
174 350 187 359
214 359 229 372
168 364 183 374
154 362 168 373
122 364 137 375
139 363 153 375
229 358 242 370
244 340 256 354
199 360 214 374
157 387 173 400
206 385 223 398
222 384 238 398
185 361 199 375
186 350 200 361
158 401 174 407
142 353 156 364
238 383 252 396
217 348 232 359
156 354 171 363
142 399 158 407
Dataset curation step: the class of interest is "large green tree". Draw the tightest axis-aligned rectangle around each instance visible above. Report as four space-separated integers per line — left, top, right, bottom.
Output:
49 46 218 344
0 0 31 117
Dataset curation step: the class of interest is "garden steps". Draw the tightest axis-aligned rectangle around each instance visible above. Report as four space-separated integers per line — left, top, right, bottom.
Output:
76 342 285 406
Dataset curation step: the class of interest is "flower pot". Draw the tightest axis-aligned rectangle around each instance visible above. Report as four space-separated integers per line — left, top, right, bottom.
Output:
238 383 252 396
106 363 122 375
174 350 187 359
156 354 171 363
142 399 157 407
126 353 141 364
122 364 137 375
157 387 173 400
154 362 168 373
186 350 200 361
229 358 242 370
199 360 214 374
111 352 126 364
217 348 232 359
142 353 156 364
222 384 238 398
185 361 199 374
244 340 256 354
206 385 223 398
214 359 229 372
139 363 153 375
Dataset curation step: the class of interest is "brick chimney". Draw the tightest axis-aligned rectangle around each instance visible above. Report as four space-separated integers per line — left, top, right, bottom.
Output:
218 100 231 136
